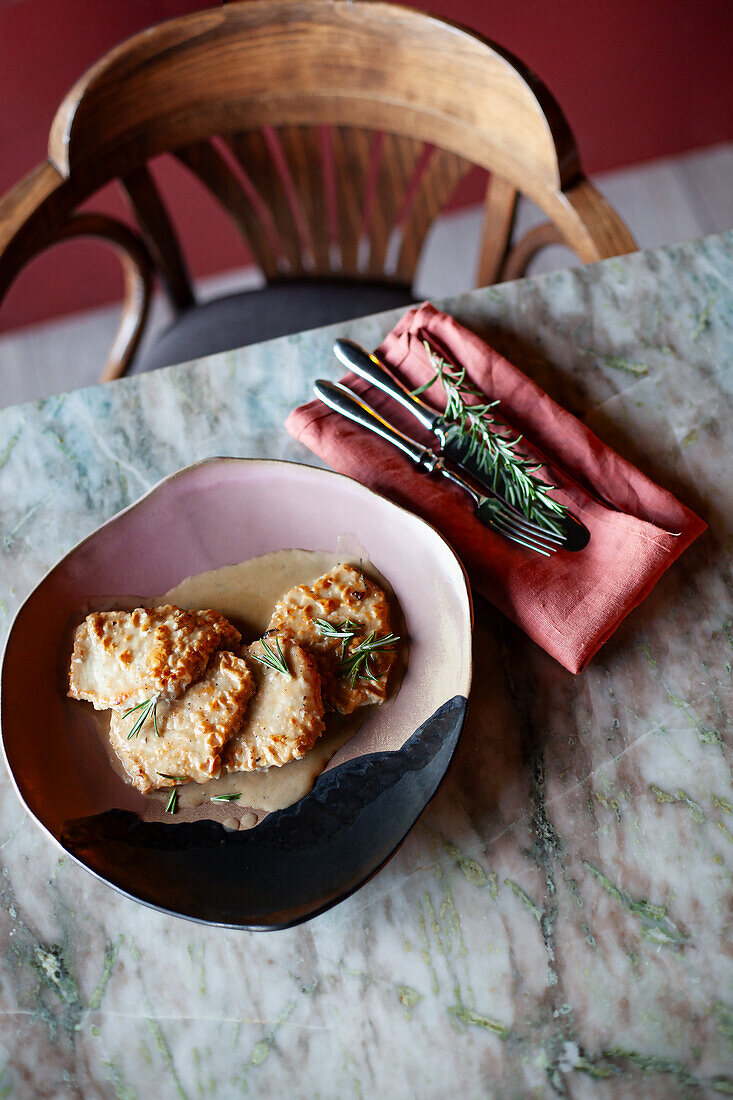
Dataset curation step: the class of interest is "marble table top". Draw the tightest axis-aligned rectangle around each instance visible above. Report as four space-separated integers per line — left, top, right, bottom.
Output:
0 232 731 1098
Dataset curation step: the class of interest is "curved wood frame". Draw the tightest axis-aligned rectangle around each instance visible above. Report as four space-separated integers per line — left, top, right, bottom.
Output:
0 186 152 380
0 0 636 380
50 214 152 380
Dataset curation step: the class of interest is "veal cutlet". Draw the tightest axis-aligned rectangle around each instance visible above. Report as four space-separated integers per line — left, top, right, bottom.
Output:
222 633 325 771
268 563 397 714
68 605 241 710
108 651 255 792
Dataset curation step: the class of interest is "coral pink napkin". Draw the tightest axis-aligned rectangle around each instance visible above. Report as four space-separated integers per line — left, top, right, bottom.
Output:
286 303 706 673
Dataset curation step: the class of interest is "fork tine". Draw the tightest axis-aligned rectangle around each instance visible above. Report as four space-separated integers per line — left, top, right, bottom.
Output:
490 508 561 551
490 514 555 555
493 504 565 544
479 498 560 553
451 465 566 544
508 535 552 557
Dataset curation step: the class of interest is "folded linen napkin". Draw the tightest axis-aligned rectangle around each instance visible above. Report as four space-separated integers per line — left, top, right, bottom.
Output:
286 303 706 673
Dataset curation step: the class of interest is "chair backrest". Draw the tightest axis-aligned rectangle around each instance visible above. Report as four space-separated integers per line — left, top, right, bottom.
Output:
0 0 636 379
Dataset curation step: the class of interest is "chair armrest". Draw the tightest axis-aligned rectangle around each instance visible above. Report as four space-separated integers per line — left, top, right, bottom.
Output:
0 164 153 380
0 161 66 297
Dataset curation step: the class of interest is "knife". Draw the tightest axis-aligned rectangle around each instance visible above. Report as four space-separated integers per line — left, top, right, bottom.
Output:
313 379 566 557
333 338 589 551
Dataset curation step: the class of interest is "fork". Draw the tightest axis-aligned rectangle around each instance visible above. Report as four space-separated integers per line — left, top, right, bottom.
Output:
314 379 564 556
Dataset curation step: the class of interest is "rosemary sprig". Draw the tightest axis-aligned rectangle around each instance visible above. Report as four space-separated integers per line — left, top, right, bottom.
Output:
340 631 400 687
210 793 241 802
415 340 568 535
157 772 187 781
123 694 161 739
250 636 291 676
165 788 178 814
314 617 360 658
314 617 360 640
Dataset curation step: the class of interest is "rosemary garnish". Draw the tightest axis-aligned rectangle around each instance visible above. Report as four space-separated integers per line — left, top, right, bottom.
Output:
315 619 400 685
314 617 359 640
415 339 568 535
210 793 241 802
340 631 400 687
157 772 187 781
123 694 161 739
165 788 178 814
314 617 360 657
250 636 291 676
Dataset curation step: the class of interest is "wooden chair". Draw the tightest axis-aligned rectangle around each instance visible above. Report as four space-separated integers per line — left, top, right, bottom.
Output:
0 0 637 381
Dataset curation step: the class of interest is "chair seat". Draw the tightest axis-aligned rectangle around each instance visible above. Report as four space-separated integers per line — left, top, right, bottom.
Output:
134 279 417 373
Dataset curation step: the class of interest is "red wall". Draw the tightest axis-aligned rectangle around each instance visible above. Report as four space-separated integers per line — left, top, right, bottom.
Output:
1 0 731 333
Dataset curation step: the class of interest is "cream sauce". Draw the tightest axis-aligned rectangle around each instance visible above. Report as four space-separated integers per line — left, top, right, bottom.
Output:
110 547 405 827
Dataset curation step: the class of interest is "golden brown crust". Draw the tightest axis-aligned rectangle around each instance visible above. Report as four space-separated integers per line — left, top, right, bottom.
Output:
268 563 395 714
108 650 255 792
222 633 325 771
68 604 241 710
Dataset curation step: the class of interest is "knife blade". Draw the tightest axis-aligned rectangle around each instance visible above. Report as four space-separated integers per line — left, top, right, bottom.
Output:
333 338 589 551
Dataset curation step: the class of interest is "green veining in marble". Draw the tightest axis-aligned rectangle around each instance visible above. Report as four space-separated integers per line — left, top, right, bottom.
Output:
145 1017 188 1100
448 986 510 1040
583 863 688 948
103 1060 138 1100
0 430 20 470
596 351 649 376
397 985 422 1013
443 840 488 887
244 1001 296 1071
88 936 123 1012
504 879 542 924
650 785 705 822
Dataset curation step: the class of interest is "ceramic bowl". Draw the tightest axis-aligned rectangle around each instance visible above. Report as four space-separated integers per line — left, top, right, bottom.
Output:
1 458 472 928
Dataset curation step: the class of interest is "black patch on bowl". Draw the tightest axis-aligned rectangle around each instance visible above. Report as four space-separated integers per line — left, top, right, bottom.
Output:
61 695 467 929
